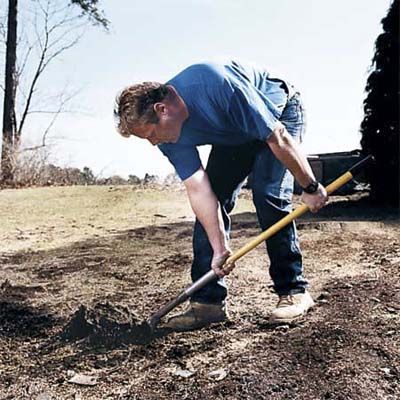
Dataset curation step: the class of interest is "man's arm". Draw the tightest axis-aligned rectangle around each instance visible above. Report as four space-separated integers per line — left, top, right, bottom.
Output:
267 121 328 212
183 167 231 277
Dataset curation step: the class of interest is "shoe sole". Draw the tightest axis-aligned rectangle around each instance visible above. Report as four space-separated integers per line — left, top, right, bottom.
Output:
268 313 307 325
161 317 228 332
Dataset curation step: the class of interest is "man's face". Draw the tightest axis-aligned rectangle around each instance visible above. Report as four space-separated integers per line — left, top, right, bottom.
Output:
131 121 175 146
131 104 182 145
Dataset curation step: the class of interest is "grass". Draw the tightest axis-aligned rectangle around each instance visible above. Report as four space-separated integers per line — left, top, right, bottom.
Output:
0 185 255 253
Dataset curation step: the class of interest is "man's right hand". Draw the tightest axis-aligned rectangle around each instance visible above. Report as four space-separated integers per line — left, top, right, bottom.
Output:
301 183 328 213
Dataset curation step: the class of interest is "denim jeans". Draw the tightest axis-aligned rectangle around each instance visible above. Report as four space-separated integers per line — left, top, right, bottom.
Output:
190 93 308 303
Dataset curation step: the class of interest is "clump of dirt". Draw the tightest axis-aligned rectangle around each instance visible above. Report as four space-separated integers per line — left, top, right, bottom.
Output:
156 253 192 269
0 279 46 302
60 302 153 346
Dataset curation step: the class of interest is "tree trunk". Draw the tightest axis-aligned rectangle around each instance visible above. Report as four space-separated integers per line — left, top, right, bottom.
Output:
1 0 18 185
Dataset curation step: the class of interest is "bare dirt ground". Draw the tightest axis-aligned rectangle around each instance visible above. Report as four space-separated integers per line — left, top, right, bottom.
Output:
0 186 399 400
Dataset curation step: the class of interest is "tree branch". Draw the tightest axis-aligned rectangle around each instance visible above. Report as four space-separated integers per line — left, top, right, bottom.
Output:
16 42 34 82
70 0 110 30
10 0 109 148
16 40 47 141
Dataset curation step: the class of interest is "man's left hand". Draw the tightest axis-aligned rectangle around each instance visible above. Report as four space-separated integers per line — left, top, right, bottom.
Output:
211 249 235 277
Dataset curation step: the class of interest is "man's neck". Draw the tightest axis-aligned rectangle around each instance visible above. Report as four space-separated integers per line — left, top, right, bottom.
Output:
167 85 189 123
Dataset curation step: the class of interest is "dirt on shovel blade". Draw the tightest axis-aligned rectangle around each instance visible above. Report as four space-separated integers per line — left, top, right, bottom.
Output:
60 302 153 346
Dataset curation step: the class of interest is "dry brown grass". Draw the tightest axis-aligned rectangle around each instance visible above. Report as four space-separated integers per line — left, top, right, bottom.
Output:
0 185 255 254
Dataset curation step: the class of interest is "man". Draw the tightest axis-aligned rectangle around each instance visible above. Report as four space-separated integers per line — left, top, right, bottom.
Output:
114 60 328 330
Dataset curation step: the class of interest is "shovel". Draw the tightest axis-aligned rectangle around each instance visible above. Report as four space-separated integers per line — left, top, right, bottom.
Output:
136 154 373 340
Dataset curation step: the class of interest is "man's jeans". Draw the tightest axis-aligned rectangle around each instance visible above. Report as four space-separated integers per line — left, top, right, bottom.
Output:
190 93 308 304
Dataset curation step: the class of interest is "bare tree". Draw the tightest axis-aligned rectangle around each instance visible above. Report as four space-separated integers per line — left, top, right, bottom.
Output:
1 0 17 184
1 0 109 185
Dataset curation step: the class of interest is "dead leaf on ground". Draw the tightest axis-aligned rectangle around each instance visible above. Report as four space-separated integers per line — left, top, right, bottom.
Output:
67 373 98 386
208 368 228 381
173 368 196 378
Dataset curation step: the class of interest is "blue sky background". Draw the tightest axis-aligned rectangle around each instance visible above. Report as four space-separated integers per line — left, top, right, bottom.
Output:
1 0 393 178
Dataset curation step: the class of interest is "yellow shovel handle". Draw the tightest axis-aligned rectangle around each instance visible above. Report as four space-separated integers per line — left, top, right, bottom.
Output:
225 170 357 266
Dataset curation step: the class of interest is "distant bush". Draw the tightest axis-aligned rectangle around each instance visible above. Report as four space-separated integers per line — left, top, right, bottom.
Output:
81 167 96 185
128 174 141 185
163 172 181 186
143 173 159 185
2 146 182 189
102 175 129 186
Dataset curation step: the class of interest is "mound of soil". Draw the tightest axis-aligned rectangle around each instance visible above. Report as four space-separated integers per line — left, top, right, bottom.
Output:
61 302 152 346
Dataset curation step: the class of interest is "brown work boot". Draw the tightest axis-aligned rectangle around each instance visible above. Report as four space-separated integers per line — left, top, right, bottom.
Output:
269 291 315 324
162 301 228 332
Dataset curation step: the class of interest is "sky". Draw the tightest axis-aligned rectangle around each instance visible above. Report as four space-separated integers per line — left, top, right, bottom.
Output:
1 0 393 178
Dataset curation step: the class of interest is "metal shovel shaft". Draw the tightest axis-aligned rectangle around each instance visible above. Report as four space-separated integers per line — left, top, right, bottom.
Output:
147 270 217 329
147 154 373 329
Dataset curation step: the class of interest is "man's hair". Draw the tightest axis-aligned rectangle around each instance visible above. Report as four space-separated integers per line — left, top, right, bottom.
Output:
114 82 169 137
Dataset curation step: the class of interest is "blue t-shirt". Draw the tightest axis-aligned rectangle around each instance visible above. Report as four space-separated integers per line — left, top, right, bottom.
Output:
158 60 291 181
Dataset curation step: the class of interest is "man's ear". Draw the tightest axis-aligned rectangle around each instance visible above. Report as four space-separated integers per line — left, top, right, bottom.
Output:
153 102 167 116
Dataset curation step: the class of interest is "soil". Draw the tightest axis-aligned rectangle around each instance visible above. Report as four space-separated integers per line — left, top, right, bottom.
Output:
0 189 399 399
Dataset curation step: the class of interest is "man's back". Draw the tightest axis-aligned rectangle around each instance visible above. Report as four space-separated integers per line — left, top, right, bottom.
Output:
159 60 292 180
168 60 292 108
